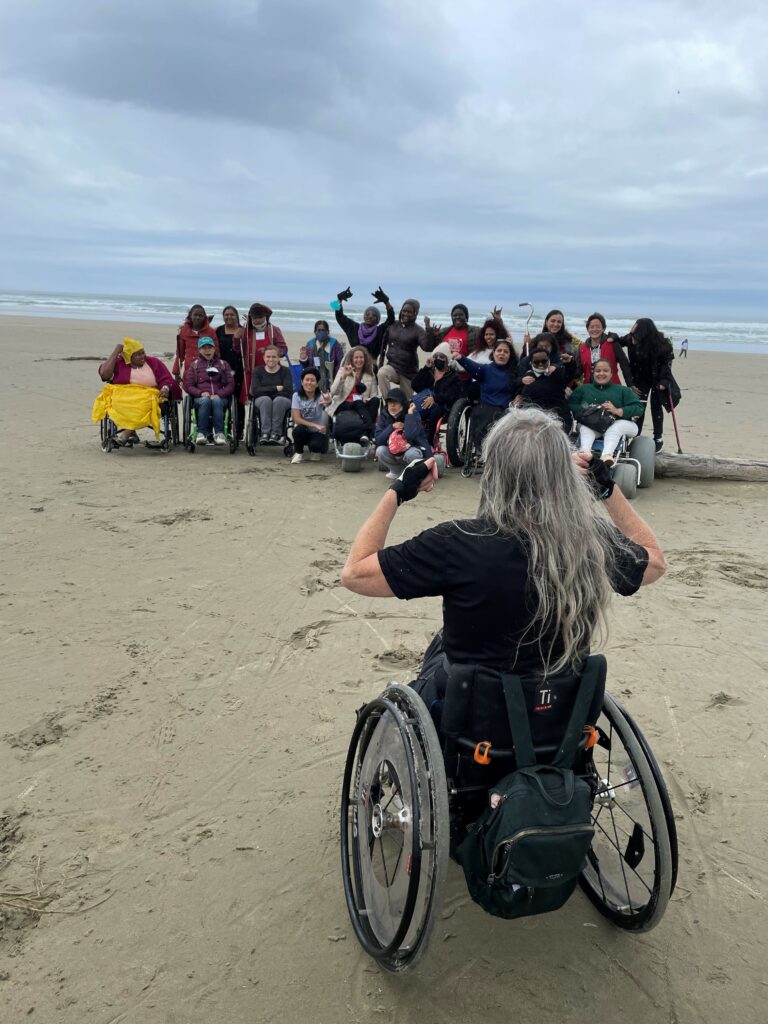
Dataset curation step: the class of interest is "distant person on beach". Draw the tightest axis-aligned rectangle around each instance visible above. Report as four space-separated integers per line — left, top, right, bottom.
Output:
680 338 689 358
182 338 236 446
251 345 294 444
216 306 245 439
299 321 345 392
94 338 180 445
238 302 287 402
377 299 435 401
523 309 580 358
569 358 644 465
576 313 633 387
173 305 219 381
625 318 675 453
334 286 395 359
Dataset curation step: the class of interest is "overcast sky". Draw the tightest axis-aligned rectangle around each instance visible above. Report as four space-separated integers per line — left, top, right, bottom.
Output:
1 0 766 315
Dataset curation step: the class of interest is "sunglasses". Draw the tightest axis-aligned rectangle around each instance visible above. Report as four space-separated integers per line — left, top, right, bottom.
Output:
531 360 549 367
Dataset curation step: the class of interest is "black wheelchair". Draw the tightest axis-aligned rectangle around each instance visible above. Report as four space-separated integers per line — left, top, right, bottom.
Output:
244 398 294 458
181 394 239 454
99 399 179 454
341 654 677 972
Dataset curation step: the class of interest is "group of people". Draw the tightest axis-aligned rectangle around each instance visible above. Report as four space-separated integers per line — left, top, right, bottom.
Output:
92 291 678 467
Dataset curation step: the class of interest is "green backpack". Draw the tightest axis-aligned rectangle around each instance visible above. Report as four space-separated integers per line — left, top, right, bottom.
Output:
455 664 598 920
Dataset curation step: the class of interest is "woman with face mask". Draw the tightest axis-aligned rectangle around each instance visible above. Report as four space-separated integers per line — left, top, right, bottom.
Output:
334 285 395 358
513 347 571 430
299 320 345 392
410 341 464 441
238 302 288 402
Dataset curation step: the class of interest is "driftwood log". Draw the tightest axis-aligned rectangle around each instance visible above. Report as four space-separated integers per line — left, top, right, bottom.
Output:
655 451 768 482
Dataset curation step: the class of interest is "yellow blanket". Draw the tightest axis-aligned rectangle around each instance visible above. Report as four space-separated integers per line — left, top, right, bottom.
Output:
92 383 162 438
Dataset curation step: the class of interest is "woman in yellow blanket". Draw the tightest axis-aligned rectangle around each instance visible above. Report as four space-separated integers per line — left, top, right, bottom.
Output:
92 338 181 444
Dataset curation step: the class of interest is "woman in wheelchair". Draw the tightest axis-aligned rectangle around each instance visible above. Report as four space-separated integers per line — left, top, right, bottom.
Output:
251 345 294 444
409 342 463 443
457 337 517 445
182 339 235 446
569 358 644 466
343 405 665 729
327 346 379 445
95 338 180 445
341 411 669 965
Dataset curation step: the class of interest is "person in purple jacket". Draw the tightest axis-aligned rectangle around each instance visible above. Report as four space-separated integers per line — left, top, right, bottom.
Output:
183 338 235 445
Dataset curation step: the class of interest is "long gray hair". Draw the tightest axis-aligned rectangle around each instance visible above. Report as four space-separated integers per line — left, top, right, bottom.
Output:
477 407 618 675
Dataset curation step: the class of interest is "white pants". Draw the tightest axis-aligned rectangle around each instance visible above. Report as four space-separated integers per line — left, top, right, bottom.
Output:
579 419 638 459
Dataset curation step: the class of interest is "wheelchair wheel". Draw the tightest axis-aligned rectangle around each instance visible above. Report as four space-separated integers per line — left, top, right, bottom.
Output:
245 401 258 456
182 396 195 452
228 399 239 454
100 417 114 453
341 684 449 972
445 398 471 467
341 442 363 472
612 462 637 500
629 435 656 488
579 692 675 931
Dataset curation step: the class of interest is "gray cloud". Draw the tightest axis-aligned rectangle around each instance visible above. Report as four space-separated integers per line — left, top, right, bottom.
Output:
0 0 766 312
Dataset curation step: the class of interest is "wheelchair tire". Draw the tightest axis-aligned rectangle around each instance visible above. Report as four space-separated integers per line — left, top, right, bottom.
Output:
100 418 113 453
341 684 449 972
341 442 363 472
629 435 656 488
579 692 674 931
245 402 258 456
445 398 471 468
612 462 637 500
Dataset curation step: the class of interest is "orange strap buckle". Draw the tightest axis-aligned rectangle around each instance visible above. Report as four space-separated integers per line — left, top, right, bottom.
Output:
474 741 492 765
583 725 599 750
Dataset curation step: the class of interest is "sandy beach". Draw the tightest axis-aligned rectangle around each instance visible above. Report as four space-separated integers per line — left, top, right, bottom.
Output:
2 314 768 1024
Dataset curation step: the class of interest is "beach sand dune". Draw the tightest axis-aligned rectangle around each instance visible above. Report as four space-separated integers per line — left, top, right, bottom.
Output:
1 316 767 1024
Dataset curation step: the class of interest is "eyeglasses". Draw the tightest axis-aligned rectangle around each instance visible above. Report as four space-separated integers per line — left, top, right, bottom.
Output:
531 360 549 367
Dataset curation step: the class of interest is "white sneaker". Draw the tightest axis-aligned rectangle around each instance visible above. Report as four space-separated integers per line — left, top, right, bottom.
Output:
309 453 321 462
196 434 207 446
386 471 399 480
214 433 226 446
291 453 304 464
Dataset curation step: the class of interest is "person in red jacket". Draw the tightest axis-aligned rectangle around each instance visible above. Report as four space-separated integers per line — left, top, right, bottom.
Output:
173 304 219 381
576 313 633 386
238 302 288 402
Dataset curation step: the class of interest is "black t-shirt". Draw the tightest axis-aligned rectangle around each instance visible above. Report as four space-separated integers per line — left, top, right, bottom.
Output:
378 517 648 672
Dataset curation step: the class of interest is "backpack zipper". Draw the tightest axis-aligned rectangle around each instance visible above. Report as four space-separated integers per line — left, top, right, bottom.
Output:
487 824 594 884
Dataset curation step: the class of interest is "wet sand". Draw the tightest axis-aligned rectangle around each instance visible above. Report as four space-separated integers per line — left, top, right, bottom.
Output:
1 316 767 1023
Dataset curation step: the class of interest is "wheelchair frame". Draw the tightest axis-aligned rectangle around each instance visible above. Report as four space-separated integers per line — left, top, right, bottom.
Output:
99 398 179 454
341 678 677 972
181 394 239 454
244 398 295 457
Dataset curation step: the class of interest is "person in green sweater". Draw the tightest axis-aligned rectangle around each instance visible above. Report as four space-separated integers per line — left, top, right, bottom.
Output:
568 358 644 464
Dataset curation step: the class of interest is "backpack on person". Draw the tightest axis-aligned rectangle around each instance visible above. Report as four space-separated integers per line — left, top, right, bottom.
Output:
455 662 600 920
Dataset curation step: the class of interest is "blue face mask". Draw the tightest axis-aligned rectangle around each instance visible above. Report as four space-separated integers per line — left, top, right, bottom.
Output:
315 329 329 343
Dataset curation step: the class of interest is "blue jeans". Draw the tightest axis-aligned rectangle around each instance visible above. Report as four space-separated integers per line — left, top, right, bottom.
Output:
195 395 226 436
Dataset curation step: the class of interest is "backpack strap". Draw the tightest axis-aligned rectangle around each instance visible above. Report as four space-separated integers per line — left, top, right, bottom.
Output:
552 655 605 768
500 673 537 769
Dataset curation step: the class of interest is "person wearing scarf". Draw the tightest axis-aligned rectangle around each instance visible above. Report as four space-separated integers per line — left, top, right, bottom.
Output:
377 298 435 401
237 302 288 402
93 338 180 443
172 304 219 380
333 285 395 359
299 320 345 392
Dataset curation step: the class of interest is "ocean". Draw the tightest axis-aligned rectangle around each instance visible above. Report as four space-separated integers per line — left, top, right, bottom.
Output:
1 290 767 354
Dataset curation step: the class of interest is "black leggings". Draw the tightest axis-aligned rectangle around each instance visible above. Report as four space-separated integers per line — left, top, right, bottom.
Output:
292 424 326 454
636 388 664 440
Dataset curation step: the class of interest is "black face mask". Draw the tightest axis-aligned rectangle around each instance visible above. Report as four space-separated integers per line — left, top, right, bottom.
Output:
433 356 448 370
354 380 366 395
